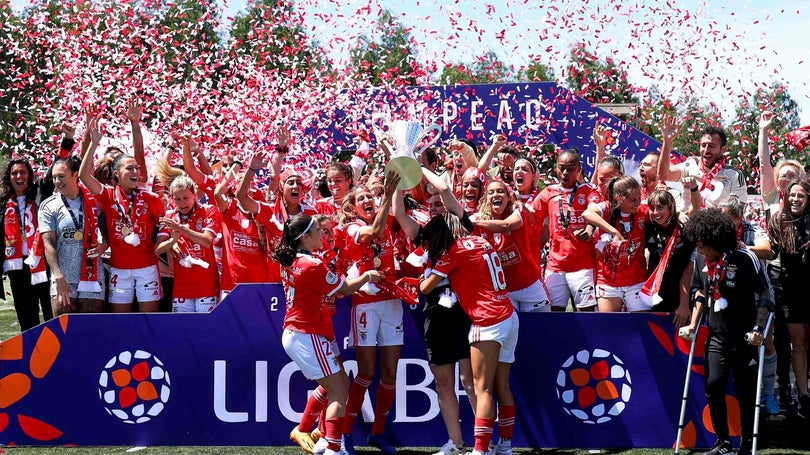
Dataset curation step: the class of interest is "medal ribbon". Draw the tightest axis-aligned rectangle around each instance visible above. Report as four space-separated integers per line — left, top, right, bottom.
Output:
60 193 84 237
706 253 728 304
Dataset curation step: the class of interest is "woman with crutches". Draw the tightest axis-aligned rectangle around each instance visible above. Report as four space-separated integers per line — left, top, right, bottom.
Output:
681 209 773 455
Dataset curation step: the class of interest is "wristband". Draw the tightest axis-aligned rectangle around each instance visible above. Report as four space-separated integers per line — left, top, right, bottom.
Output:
274 144 289 154
248 167 260 172
694 295 707 306
689 186 699 192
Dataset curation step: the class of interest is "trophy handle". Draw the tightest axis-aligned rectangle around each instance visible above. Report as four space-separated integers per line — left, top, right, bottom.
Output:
413 123 442 156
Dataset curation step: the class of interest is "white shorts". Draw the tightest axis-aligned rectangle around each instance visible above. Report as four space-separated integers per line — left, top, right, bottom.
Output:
349 299 404 348
282 329 342 381
596 282 649 312
108 265 162 304
173 296 218 313
544 269 597 309
508 279 551 312
469 312 519 364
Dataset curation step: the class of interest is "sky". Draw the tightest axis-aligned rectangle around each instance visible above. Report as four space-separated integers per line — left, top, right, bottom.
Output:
9 0 810 125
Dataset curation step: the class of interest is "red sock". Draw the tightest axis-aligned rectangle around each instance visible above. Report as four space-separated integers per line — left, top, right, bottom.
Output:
474 417 495 452
318 407 327 435
324 416 343 452
299 386 328 432
371 381 396 435
498 404 515 439
343 375 372 433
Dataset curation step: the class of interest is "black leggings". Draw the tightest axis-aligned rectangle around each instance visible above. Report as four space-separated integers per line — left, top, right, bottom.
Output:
7 265 52 331
704 338 758 441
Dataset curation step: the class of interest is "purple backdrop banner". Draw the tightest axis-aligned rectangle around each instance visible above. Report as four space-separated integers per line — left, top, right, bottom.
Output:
312 82 662 175
0 284 727 449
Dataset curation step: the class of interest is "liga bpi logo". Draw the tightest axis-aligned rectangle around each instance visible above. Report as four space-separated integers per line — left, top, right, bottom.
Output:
556 348 632 424
98 350 171 424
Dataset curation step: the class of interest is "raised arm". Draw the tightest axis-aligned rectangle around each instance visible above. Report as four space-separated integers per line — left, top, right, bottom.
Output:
591 124 608 185
235 152 267 215
212 166 237 213
758 111 777 201
181 138 207 185
126 99 148 183
268 124 290 184
421 167 463 216
392 189 421 241
78 116 104 195
657 116 682 183
476 134 506 172
193 141 214 176
356 172 400 243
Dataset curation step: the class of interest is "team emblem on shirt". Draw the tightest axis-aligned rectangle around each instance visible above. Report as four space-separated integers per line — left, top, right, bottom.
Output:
578 194 585 205
325 271 338 285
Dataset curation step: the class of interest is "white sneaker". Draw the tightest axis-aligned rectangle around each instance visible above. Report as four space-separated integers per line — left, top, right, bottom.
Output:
313 436 329 455
433 439 467 455
495 437 512 455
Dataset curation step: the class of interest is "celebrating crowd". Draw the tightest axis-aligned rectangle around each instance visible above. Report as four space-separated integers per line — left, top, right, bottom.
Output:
2 103 808 455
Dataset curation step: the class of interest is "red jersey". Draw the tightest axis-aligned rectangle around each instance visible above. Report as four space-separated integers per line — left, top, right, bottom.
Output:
342 218 398 305
95 185 165 269
158 204 220 298
472 205 543 292
533 183 602 273
281 253 344 340
315 197 341 218
199 175 217 206
219 198 269 291
593 202 650 287
431 236 513 326
255 200 317 283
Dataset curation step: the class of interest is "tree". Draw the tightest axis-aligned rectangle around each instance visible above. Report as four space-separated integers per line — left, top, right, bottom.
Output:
438 51 513 85
158 0 222 82
350 10 425 87
566 43 637 105
517 61 555 82
728 81 802 188
230 0 327 81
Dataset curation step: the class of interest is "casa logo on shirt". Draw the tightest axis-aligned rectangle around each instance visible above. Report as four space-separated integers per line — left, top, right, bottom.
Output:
325 271 338 285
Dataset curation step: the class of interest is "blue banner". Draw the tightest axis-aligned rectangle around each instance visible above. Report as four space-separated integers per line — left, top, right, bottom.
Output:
0 284 729 449
312 82 661 175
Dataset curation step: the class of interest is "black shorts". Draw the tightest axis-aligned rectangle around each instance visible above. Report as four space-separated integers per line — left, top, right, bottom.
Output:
775 289 809 325
423 303 471 366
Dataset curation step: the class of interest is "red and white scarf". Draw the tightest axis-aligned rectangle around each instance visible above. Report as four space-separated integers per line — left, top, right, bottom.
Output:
78 189 102 293
3 198 47 284
640 223 680 307
699 157 725 191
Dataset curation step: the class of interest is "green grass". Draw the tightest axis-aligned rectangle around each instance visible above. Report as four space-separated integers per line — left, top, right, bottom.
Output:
0 286 808 454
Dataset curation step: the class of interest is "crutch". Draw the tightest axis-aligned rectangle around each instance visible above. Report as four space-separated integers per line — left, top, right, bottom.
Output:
674 310 704 455
750 312 775 455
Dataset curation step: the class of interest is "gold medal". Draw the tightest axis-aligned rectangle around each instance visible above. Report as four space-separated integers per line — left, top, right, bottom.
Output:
373 257 382 269
121 226 131 236
73 231 83 241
